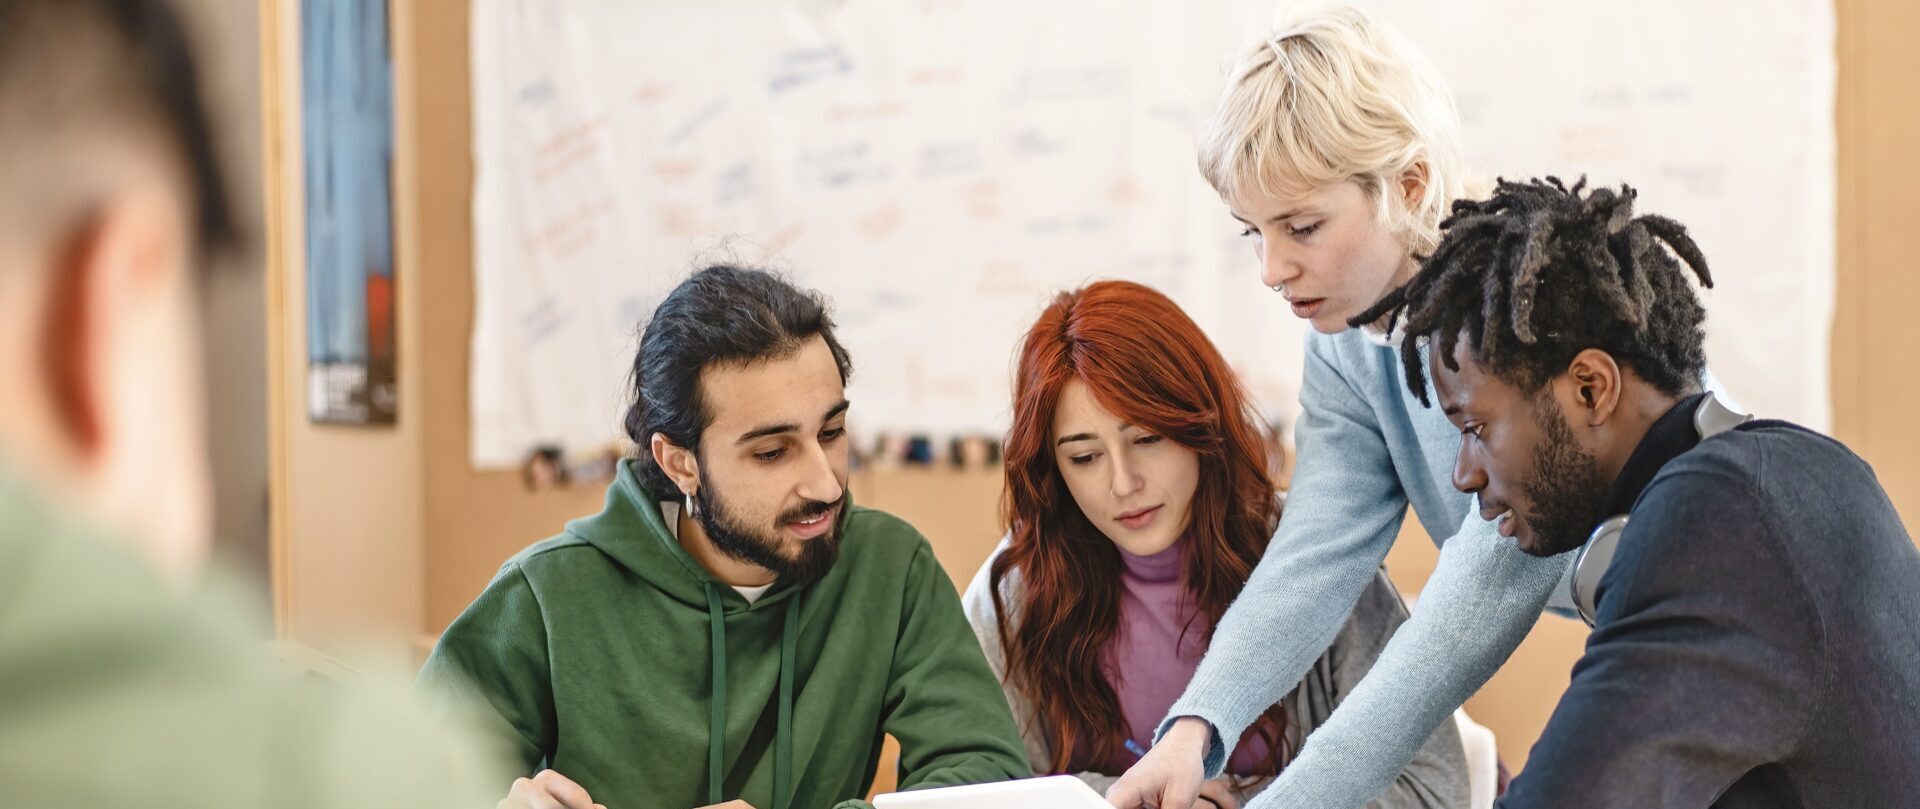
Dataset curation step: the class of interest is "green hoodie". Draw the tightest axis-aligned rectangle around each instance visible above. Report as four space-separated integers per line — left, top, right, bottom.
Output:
418 460 1030 809
0 465 510 808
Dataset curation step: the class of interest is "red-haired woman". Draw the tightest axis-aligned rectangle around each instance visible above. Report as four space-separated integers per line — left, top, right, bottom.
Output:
962 280 1466 808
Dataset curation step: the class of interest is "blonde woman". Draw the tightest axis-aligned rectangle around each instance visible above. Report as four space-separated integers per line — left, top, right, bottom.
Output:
1106 7 1721 809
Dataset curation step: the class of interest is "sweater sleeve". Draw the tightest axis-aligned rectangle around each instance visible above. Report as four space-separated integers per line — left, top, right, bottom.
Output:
414 563 557 777
1322 572 1471 809
886 539 1034 792
1249 511 1562 809
1495 470 1820 809
1158 332 1415 772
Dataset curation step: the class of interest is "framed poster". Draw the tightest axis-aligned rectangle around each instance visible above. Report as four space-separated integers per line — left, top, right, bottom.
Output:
301 0 396 424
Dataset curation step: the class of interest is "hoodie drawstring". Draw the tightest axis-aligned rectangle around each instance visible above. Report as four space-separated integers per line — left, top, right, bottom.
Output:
776 594 798 809
705 583 727 806
704 582 800 809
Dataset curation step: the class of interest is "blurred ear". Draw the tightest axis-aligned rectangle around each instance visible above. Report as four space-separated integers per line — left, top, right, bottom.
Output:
40 192 189 468
39 212 109 461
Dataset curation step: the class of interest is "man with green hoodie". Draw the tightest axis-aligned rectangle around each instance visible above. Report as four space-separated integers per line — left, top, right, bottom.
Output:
418 266 1031 809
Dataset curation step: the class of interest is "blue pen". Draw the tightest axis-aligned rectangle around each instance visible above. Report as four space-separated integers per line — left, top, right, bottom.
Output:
1124 738 1149 759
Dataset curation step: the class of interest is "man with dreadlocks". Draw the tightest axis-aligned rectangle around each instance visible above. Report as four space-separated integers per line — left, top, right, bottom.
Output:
1110 11 1744 809
1360 177 1920 808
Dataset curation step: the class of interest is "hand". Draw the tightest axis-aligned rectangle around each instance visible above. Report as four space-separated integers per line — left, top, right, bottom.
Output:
1195 778 1240 809
497 769 605 809
694 803 757 809
1104 717 1210 808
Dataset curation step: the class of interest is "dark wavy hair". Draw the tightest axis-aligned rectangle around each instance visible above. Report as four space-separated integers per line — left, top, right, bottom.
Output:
624 265 852 498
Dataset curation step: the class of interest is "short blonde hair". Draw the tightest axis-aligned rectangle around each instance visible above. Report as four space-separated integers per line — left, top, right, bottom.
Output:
1198 5 1465 256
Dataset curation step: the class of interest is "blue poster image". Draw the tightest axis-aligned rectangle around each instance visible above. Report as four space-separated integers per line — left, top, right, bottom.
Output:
302 0 396 424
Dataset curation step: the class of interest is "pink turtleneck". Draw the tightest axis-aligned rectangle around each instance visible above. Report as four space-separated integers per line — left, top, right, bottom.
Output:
1083 536 1275 775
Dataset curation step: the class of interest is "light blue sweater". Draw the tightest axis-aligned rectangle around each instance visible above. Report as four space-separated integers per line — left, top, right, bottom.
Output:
1157 327 1579 809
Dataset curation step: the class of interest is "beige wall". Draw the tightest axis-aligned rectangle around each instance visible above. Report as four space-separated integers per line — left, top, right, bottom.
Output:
183 0 272 609
405 0 613 639
264 0 426 673
1833 0 1920 523
268 0 1919 773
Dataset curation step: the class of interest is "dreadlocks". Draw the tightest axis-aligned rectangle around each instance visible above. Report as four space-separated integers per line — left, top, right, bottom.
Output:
1352 177 1713 406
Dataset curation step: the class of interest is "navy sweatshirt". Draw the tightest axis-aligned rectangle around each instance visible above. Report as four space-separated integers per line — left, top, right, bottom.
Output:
1499 395 1920 808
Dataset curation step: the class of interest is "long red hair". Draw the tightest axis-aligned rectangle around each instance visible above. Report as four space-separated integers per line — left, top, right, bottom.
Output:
992 280 1290 776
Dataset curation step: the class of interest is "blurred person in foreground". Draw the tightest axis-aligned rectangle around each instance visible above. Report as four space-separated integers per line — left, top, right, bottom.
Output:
0 1 507 805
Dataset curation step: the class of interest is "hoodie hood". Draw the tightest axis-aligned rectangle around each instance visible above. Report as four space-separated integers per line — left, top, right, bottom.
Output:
559 458 855 808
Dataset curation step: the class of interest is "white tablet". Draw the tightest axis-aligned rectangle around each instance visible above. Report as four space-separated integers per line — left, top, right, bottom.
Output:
871 775 1110 808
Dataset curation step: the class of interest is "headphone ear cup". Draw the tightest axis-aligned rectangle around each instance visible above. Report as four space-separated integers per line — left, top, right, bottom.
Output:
1693 392 1753 438
1571 514 1630 627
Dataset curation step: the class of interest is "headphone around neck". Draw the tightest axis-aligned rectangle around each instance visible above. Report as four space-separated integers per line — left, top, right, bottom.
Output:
1568 392 1753 627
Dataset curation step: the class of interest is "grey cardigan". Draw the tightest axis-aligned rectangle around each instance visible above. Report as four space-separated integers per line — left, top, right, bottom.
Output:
962 541 1470 808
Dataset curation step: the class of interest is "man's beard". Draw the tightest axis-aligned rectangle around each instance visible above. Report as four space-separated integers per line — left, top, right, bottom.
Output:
693 469 842 589
1518 401 1611 557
